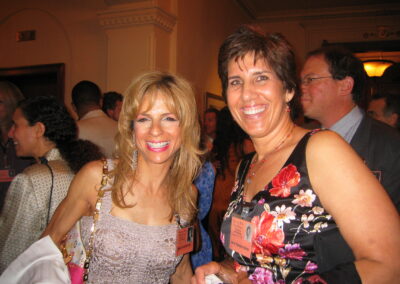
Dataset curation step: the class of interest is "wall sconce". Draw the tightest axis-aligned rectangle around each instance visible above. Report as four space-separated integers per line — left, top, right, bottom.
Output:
363 60 394 77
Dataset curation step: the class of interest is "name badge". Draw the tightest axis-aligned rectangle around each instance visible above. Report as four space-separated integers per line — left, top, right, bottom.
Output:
229 216 254 259
0 169 15 182
176 225 194 256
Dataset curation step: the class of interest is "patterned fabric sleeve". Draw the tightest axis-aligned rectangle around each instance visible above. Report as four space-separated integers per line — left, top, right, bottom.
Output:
194 161 215 220
0 173 43 273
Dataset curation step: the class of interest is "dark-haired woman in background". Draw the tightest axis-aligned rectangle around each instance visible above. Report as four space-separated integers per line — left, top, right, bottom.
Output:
208 106 254 261
0 96 102 272
0 81 34 211
193 26 400 284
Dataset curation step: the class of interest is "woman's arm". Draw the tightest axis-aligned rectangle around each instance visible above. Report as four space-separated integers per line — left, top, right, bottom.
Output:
171 254 193 284
307 131 400 283
41 160 104 246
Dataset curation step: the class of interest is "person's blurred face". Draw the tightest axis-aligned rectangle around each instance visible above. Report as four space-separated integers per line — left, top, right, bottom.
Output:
8 108 39 157
0 93 8 122
204 112 217 137
107 100 123 121
300 55 339 123
226 52 293 139
368 98 396 127
134 92 182 166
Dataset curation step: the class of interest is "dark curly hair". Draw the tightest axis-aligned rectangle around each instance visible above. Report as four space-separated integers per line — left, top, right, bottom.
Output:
18 96 103 172
218 25 298 107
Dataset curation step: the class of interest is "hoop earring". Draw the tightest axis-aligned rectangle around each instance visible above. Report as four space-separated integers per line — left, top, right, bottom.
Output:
286 105 291 112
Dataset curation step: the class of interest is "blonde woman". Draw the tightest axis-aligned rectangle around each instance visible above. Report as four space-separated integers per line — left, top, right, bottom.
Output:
43 71 202 283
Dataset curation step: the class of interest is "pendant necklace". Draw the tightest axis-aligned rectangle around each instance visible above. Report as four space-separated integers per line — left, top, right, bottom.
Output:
245 123 296 186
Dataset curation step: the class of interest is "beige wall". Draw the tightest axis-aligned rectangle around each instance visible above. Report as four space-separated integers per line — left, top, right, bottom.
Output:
176 0 250 111
1 0 398 117
0 0 108 115
0 0 249 116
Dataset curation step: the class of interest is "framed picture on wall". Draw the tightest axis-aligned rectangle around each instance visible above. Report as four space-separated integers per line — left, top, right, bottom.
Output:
205 92 226 110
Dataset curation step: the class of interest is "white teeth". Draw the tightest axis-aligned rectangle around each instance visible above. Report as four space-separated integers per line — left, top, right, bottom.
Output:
243 106 265 115
147 141 168 148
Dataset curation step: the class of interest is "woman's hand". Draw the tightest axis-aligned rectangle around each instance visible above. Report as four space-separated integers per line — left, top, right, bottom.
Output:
191 261 243 284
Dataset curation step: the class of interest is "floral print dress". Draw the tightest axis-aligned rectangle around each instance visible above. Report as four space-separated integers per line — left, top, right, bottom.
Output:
221 131 334 284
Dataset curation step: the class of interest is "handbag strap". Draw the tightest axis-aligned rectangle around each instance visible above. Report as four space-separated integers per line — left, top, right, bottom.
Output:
83 158 109 282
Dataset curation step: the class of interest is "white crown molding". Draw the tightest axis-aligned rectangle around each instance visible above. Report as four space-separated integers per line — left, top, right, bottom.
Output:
97 6 176 32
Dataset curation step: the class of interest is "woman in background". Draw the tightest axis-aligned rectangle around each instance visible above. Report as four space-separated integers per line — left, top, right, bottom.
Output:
43 71 202 283
208 106 254 261
0 81 34 211
0 96 102 272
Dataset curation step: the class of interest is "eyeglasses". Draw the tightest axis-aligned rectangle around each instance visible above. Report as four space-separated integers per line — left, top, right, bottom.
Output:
301 76 332 86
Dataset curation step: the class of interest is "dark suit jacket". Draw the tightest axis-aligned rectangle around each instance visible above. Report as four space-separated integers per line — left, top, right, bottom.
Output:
314 115 400 281
350 114 400 211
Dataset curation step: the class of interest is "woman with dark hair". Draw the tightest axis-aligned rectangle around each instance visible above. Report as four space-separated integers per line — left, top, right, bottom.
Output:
0 81 34 211
192 26 400 283
0 96 102 272
208 106 254 261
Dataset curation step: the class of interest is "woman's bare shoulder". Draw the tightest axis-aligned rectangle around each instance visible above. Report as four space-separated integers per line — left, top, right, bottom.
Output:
306 129 351 154
68 159 107 197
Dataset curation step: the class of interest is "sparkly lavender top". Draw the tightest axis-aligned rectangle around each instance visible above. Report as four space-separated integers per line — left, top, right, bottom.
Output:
80 160 183 284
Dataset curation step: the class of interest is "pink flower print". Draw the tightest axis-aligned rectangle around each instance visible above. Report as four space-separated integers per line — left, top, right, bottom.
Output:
278 243 306 260
269 164 300 198
304 261 318 273
248 267 274 284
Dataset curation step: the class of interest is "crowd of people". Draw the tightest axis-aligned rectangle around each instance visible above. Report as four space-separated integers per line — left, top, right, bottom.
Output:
0 24 399 284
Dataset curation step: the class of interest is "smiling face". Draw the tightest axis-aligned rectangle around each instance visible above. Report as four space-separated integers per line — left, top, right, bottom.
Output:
134 92 182 166
226 52 294 139
8 108 39 158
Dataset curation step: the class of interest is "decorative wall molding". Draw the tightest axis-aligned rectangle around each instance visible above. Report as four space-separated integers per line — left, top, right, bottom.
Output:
97 6 176 32
300 15 400 52
363 25 400 40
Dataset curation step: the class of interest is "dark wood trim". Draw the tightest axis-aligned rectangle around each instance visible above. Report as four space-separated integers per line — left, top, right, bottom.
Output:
0 63 65 102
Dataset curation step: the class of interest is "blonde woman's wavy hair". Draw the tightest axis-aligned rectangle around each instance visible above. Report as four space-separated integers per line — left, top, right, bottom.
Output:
112 71 202 221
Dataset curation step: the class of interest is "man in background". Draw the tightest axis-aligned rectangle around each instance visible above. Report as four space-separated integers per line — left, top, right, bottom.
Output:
300 45 400 211
368 93 400 131
300 44 400 273
72 80 117 158
102 91 123 121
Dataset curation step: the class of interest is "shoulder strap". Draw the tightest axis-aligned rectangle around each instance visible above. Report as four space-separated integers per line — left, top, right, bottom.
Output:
83 158 109 282
233 152 255 200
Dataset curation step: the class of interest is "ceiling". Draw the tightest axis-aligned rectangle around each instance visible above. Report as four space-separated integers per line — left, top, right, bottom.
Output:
234 0 400 21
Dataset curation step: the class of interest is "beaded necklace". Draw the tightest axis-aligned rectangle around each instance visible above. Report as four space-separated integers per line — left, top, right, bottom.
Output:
243 124 295 198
